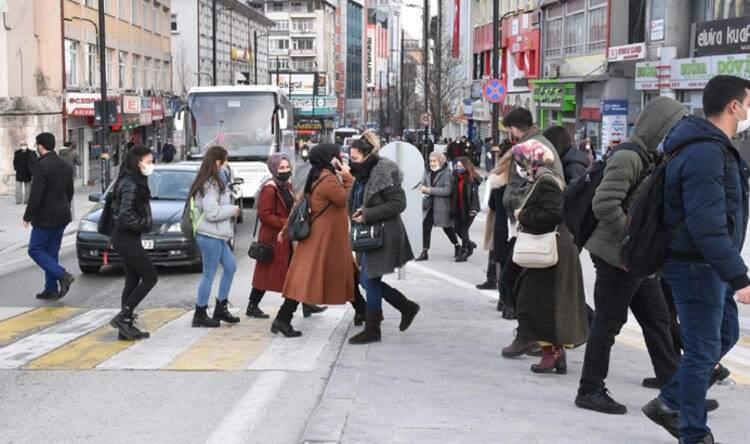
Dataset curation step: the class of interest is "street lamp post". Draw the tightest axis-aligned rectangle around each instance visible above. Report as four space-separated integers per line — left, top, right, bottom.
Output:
212 0 217 86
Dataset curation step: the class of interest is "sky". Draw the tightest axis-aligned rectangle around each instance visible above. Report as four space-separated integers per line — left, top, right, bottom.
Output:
401 0 438 41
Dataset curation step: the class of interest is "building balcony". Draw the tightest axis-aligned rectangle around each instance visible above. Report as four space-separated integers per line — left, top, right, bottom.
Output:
270 48 290 56
290 48 316 57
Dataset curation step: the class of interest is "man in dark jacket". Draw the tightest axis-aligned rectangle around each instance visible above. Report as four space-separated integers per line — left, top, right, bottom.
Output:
161 141 177 163
23 133 76 300
575 97 686 415
642 76 750 444
13 142 37 204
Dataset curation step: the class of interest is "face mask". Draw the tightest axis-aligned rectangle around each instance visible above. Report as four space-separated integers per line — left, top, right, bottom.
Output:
516 163 529 179
349 161 365 177
277 171 291 182
140 163 154 176
736 103 750 134
455 166 466 174
21 145 27 151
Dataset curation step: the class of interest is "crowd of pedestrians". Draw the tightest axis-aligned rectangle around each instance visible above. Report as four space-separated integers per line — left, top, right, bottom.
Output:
17 74 750 444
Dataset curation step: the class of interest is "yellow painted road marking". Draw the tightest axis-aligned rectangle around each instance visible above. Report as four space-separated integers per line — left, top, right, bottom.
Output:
167 315 272 371
24 308 186 370
0 307 80 345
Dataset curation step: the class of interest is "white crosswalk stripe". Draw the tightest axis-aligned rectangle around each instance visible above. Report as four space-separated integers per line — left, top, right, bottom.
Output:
0 309 117 369
0 306 33 322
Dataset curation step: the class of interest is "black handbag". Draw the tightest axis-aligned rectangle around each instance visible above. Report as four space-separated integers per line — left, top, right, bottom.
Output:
247 213 274 263
350 222 385 252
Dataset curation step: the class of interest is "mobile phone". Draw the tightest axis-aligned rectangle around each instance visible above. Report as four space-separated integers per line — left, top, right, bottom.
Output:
330 158 342 170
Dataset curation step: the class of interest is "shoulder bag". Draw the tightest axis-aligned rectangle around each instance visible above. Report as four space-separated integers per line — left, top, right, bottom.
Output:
512 176 561 269
248 196 275 263
350 221 385 252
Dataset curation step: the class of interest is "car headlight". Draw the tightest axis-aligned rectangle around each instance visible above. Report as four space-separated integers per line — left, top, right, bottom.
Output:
78 220 98 232
167 223 183 233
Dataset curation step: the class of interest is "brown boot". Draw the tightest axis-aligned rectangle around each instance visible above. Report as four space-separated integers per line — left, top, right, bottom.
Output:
501 333 538 358
348 310 382 345
531 345 567 374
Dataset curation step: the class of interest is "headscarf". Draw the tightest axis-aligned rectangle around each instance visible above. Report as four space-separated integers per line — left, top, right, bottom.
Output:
305 143 341 194
266 152 294 209
267 152 291 178
511 140 556 181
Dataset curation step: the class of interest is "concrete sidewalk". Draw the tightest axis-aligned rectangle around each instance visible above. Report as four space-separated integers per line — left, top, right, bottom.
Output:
301 210 749 444
0 186 98 255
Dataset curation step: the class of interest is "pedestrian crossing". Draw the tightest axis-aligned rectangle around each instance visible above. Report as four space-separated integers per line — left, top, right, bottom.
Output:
0 306 349 372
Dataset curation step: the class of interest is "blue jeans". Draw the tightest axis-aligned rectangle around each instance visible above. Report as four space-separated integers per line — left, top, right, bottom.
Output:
359 254 393 311
659 260 740 443
195 234 237 307
28 225 67 292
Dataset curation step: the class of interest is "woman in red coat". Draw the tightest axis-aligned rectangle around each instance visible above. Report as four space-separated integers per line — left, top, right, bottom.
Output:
246 154 298 318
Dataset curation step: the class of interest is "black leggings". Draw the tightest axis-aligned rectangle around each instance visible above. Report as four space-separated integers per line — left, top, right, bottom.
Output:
454 215 474 248
112 227 157 313
422 209 459 249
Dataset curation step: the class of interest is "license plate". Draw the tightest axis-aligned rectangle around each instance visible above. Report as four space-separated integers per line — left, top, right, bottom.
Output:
142 240 155 250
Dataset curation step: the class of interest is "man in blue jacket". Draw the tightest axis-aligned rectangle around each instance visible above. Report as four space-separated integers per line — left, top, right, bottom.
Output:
643 75 750 444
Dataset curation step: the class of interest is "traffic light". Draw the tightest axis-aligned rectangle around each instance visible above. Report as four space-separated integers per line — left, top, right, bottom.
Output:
94 100 118 125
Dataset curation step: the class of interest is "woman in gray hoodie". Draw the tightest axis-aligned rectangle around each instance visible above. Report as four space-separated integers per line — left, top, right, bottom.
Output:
188 146 241 328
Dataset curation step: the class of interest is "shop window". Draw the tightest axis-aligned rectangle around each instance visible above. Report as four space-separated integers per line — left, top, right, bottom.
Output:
629 0 647 44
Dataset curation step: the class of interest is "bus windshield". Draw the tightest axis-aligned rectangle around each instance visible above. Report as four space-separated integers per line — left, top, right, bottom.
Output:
188 92 275 159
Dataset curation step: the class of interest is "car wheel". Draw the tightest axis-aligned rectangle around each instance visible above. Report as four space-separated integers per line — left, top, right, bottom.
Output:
79 264 100 275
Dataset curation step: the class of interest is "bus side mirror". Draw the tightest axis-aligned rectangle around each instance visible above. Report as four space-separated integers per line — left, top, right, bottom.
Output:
174 106 187 132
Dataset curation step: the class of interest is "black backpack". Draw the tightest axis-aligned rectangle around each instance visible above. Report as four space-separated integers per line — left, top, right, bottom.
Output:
563 143 650 249
287 182 331 242
621 138 725 277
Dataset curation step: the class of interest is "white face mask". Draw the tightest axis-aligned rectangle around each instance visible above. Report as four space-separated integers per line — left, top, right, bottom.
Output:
20 145 27 151
736 104 750 134
516 163 529 179
140 163 155 176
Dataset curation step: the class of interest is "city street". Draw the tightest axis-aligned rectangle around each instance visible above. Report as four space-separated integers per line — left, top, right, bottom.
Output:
0 166 748 444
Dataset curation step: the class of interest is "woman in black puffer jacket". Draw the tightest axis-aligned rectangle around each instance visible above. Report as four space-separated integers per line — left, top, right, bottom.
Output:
108 145 158 341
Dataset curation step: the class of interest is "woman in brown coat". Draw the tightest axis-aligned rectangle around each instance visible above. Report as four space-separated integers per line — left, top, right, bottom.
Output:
271 144 355 337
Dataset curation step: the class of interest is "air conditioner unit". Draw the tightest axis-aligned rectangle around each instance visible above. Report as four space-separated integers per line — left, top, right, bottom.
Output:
544 63 560 79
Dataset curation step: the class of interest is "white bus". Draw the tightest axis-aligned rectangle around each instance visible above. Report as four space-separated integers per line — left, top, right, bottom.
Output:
333 127 360 146
174 85 295 200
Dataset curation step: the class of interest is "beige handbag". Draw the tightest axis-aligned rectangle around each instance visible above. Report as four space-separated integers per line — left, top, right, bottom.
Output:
512 175 561 269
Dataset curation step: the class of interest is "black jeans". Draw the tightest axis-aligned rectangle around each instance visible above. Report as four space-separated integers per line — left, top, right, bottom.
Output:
422 209 459 249
485 250 497 282
112 227 158 313
579 255 679 394
454 215 474 248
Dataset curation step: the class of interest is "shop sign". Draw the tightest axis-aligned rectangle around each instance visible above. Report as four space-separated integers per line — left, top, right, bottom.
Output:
695 17 750 57
608 43 646 62
531 80 576 112
714 53 750 80
601 100 628 149
670 56 714 89
651 19 665 41
274 73 315 96
151 97 164 121
123 96 141 114
635 61 659 90
472 100 489 121
291 95 337 116
295 119 322 131
65 93 121 117
139 97 152 125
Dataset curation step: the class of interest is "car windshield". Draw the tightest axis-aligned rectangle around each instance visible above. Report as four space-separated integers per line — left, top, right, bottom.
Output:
148 170 196 201
189 92 276 159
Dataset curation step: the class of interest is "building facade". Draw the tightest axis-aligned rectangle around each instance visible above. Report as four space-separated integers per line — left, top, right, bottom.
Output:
261 0 339 139
344 0 367 128
0 0 64 194
172 0 273 94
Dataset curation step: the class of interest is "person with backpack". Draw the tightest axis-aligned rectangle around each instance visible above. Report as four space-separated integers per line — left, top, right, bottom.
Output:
499 108 565 357
415 151 460 262
187 146 241 328
574 97 686 415
107 145 157 340
641 75 750 444
451 157 481 262
347 133 419 344
509 140 588 375
543 126 590 184
272 144 355 337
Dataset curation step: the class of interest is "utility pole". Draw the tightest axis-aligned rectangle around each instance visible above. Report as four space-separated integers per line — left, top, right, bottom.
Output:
254 30 259 84
399 29 405 135
97 0 110 191
492 0 499 145
212 0 217 86
435 0 442 139
230 12 234 84
422 0 429 146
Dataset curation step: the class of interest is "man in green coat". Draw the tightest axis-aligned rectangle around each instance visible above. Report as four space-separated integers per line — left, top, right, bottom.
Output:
576 97 685 415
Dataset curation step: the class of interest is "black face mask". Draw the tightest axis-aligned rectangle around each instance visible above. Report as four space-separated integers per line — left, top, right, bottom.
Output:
277 171 292 182
349 161 365 178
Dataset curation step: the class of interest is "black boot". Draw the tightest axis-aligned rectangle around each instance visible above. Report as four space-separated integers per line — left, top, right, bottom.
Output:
270 318 302 337
213 299 240 324
246 302 270 318
415 249 429 261
348 310 382 344
455 248 468 262
303 303 328 317
56 272 76 300
351 287 367 327
453 244 461 259
496 297 505 312
476 279 498 290
192 305 220 328
382 288 420 331
110 310 145 340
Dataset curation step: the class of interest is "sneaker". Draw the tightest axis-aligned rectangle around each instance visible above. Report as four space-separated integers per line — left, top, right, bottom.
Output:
36 290 59 300
709 364 731 388
642 377 662 389
575 389 628 415
642 398 680 438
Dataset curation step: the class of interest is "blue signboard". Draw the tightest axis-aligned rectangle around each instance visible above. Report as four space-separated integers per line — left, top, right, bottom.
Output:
602 100 628 115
